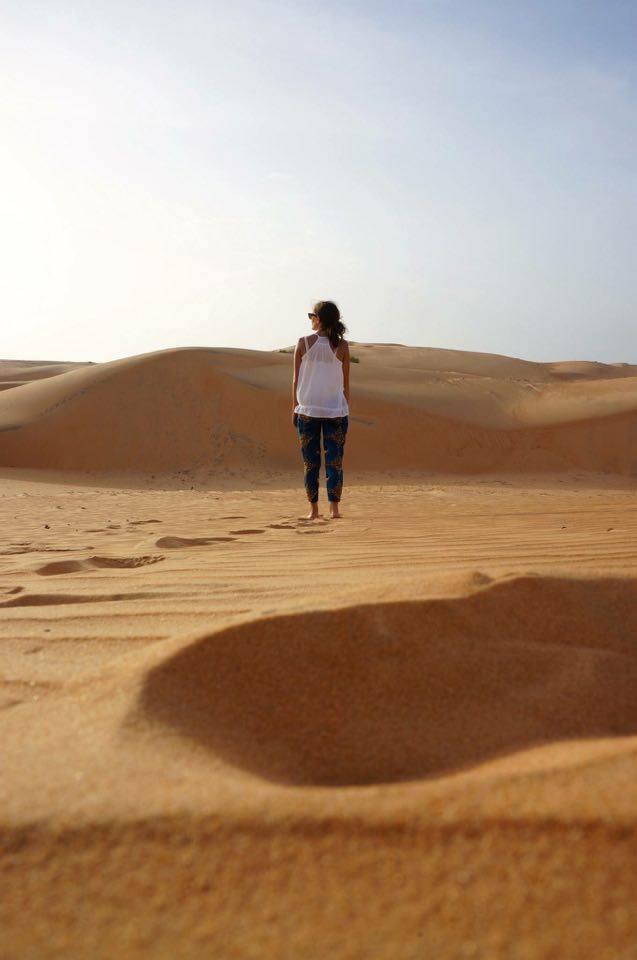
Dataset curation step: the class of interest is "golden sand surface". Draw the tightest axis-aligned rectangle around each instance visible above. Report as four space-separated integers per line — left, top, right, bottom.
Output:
1 346 637 958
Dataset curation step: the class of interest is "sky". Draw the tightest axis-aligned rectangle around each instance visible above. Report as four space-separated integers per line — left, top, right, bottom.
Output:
1 0 636 364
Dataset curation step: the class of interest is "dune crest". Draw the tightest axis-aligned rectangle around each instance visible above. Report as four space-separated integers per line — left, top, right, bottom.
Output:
0 345 636 475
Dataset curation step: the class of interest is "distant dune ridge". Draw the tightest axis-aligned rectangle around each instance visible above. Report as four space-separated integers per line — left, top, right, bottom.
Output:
0 359 93 392
0 344 636 474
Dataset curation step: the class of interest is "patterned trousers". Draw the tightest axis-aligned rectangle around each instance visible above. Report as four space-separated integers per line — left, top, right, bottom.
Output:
296 414 349 503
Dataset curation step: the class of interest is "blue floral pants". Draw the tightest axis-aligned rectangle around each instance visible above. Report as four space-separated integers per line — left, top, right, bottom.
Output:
296 414 349 503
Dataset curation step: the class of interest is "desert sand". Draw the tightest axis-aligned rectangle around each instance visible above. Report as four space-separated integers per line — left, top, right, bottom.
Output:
1 344 637 959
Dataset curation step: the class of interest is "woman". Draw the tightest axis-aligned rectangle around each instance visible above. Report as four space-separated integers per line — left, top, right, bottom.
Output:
292 301 350 520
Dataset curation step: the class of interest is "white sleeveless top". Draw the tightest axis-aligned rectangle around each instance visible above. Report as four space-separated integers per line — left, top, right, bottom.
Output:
294 335 349 418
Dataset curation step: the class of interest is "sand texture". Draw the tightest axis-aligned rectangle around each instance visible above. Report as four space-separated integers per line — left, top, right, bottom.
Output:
1 344 637 959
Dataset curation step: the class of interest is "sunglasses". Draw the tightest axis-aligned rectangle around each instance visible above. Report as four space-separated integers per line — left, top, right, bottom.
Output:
308 313 317 320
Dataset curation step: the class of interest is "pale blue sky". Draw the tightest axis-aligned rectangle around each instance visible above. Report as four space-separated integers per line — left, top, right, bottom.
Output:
1 0 636 363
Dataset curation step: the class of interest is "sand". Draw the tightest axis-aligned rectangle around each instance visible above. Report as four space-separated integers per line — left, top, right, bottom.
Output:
1 345 637 959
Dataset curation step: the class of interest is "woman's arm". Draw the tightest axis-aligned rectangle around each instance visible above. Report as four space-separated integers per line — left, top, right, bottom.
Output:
292 339 303 414
342 340 350 406
293 338 303 406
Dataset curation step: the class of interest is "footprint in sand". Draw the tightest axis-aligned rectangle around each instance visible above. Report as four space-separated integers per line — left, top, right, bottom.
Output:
293 518 332 534
82 523 123 532
1 545 92 556
90 555 165 568
84 527 124 533
35 555 166 576
268 517 329 533
228 529 266 536
0 586 24 595
219 515 247 520
0 589 174 608
35 560 83 576
155 536 237 549
134 577 637 787
127 519 162 525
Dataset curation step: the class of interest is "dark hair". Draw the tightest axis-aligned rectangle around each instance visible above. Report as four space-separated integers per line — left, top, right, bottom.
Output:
314 301 346 349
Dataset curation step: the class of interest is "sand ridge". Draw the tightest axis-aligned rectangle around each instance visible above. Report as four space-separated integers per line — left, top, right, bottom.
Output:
1 344 636 473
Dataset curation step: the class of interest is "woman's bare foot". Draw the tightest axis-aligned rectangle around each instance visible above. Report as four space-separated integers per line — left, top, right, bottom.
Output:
306 504 320 520
329 502 342 519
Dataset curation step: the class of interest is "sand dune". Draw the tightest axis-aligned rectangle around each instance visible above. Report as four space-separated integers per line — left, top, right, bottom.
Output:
0 358 92 392
0 344 636 474
2 342 637 958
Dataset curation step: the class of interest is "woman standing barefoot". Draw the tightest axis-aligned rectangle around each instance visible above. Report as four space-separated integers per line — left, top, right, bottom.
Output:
292 301 350 520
